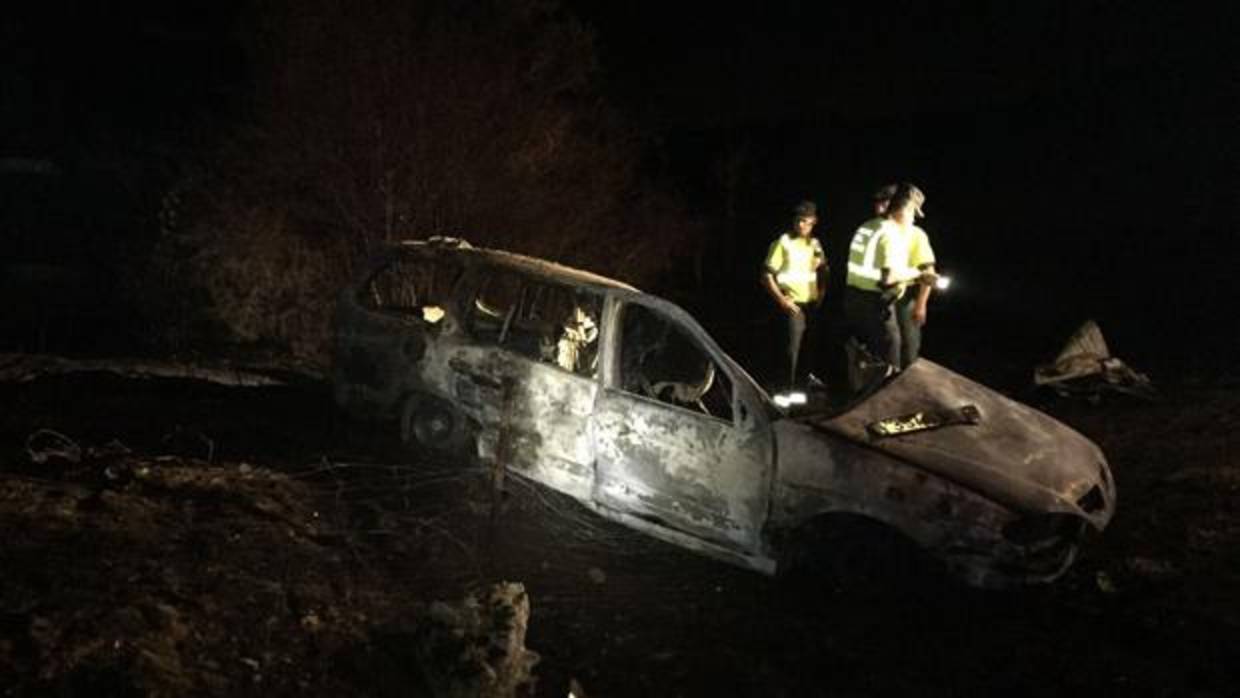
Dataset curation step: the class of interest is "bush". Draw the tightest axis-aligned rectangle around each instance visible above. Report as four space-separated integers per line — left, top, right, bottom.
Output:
143 0 701 365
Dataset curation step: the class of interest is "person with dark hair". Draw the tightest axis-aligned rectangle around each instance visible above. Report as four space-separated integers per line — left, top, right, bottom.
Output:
844 183 937 371
872 182 898 217
763 200 826 387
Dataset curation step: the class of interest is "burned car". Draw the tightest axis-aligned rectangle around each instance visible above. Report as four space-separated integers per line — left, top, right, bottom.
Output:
334 237 1115 588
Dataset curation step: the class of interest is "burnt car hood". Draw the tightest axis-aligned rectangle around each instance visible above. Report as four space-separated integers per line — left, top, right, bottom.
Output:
798 359 1115 527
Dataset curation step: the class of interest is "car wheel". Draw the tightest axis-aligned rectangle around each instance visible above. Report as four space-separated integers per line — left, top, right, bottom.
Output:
400 393 473 460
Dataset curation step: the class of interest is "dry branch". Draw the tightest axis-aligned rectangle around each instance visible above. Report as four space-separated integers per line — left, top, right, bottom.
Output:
0 353 322 387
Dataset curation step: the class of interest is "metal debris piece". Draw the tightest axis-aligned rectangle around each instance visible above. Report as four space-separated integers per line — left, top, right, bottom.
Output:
867 405 981 439
1125 557 1180 581
1095 570 1118 594
25 429 82 465
1034 320 1155 400
161 425 216 462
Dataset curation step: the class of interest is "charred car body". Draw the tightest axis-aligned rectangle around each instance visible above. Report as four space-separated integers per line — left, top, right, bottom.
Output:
334 238 1115 588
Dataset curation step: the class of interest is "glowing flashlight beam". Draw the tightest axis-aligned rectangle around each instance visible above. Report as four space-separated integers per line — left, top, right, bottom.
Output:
935 275 952 290
773 391 808 408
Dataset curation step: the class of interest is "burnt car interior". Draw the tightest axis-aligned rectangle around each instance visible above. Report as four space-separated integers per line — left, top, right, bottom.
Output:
362 255 462 326
618 303 733 421
466 268 602 377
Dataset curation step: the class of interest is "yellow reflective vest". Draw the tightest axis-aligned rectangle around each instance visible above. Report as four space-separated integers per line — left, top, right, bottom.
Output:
908 225 936 270
847 219 925 294
765 233 825 304
846 218 887 292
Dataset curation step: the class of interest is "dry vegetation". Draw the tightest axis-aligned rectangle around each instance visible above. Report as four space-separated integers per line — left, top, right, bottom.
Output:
1 365 1238 696
141 0 702 365
1 428 543 696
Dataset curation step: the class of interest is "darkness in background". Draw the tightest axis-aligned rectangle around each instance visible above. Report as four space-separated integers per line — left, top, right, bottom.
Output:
2 3 245 352
3 2 1237 379
572 2 1238 381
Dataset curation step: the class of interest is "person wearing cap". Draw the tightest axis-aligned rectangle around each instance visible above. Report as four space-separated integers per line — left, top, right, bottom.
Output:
844 183 937 370
763 200 826 387
895 199 937 368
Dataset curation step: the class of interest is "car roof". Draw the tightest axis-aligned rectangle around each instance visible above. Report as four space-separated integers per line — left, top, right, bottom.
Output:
389 237 640 293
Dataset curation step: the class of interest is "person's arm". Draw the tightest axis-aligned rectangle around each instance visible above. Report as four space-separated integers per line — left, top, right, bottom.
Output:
762 238 801 315
764 272 801 315
910 228 937 325
912 263 934 326
879 266 895 289
812 238 827 303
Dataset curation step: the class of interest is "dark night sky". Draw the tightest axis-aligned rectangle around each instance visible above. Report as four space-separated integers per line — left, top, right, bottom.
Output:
576 3 1227 121
572 2 1239 367
2 4 243 159
577 2 1234 222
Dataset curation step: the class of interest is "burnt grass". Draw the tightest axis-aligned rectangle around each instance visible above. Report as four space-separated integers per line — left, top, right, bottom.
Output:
1 366 1238 697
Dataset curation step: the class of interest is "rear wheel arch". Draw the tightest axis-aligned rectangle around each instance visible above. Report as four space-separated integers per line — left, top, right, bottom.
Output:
398 390 476 460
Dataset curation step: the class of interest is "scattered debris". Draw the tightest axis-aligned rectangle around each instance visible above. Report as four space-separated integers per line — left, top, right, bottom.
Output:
866 404 980 439
300 612 323 633
1 449 348 695
414 582 540 698
1034 320 1156 400
161 425 216 462
1159 466 1240 488
25 428 82 465
2 368 1237 695
1095 571 1118 594
1125 557 1181 582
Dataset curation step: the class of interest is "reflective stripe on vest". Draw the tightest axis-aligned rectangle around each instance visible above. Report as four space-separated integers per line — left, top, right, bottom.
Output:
772 235 820 302
846 222 883 291
776 269 818 284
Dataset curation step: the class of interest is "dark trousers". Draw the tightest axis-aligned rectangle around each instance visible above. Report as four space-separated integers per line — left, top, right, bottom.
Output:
895 293 923 369
784 303 815 387
843 287 899 368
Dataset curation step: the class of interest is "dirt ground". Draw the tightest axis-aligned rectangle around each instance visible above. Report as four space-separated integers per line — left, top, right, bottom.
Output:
2 362 1238 697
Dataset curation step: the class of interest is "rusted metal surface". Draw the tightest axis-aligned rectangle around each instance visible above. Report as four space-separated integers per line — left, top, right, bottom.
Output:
808 361 1115 528
334 238 1116 588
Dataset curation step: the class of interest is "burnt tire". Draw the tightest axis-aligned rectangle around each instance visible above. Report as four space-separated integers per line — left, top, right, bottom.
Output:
400 393 473 461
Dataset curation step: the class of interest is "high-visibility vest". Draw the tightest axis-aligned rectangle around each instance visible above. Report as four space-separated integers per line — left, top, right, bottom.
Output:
765 234 824 304
846 218 886 292
848 219 921 293
908 226 936 270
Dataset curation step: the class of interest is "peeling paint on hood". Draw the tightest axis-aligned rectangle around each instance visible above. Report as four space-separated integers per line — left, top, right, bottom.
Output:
798 360 1115 526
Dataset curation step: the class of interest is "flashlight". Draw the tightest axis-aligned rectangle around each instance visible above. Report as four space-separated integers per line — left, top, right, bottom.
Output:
773 391 807 408
935 275 952 291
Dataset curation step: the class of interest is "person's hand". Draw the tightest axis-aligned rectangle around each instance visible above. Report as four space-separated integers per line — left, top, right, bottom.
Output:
782 297 802 316
912 303 928 326
917 270 939 286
